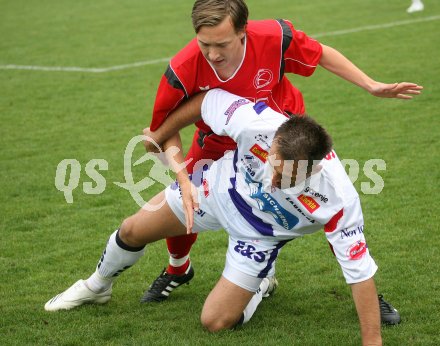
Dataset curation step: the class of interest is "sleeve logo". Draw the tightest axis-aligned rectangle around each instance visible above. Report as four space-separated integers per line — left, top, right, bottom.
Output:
297 194 320 213
225 99 249 125
325 150 336 161
346 241 367 260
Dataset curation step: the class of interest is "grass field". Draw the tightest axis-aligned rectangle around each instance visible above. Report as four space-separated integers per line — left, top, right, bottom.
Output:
1 0 439 345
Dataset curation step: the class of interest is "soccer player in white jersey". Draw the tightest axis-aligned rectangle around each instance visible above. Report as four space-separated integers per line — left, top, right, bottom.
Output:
45 89 382 344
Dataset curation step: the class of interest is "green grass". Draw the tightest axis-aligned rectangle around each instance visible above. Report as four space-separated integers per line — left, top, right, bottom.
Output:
1 0 439 345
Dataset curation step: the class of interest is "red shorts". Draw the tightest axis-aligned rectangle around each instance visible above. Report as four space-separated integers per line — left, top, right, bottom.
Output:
185 128 237 173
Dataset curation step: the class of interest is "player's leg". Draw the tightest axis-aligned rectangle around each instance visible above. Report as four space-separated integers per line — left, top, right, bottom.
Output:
201 217 282 332
163 130 222 275
201 275 255 332
45 191 188 311
142 129 229 302
200 266 278 332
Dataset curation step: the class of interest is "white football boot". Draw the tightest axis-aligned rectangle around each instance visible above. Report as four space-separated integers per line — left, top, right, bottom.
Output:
262 276 278 298
44 280 112 311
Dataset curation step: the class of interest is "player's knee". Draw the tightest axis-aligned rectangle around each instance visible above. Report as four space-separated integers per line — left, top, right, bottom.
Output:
200 311 238 332
119 216 145 247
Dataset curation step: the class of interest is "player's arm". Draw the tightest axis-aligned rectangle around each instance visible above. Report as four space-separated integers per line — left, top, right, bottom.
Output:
145 61 202 152
147 88 252 150
200 89 264 142
319 44 423 99
280 20 422 99
146 87 254 151
144 92 206 152
146 88 252 232
161 133 199 233
323 197 380 344
350 278 382 346
146 90 210 233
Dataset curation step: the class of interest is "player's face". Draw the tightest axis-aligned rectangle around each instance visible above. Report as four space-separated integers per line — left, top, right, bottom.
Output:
268 145 299 189
197 16 245 75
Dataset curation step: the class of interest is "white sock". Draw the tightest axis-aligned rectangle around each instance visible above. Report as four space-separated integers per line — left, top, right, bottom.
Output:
241 278 269 324
86 271 113 293
169 254 190 268
86 229 145 293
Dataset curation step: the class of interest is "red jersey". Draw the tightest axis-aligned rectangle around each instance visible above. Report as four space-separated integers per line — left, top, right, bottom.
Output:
150 19 322 152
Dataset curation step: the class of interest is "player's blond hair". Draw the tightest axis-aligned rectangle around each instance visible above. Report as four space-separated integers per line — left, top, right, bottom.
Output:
191 0 248 33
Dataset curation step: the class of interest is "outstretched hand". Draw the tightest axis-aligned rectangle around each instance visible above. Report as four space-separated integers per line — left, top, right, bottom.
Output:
370 82 423 99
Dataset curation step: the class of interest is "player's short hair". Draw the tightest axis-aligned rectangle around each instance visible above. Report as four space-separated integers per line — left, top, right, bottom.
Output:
191 0 249 33
273 115 333 172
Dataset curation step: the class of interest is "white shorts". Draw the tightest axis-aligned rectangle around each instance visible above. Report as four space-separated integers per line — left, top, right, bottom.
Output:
165 160 291 291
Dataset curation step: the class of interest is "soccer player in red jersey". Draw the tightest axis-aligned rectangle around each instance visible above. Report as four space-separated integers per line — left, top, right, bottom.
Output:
141 0 421 324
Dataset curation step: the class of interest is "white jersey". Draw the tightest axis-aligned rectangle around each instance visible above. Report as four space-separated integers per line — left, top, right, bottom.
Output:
166 89 377 285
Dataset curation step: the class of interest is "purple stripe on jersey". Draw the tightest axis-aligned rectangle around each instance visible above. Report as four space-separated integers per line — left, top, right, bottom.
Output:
229 188 275 236
228 151 275 237
257 239 290 278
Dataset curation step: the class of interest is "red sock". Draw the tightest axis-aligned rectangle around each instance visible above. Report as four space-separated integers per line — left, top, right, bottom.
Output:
166 233 198 275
